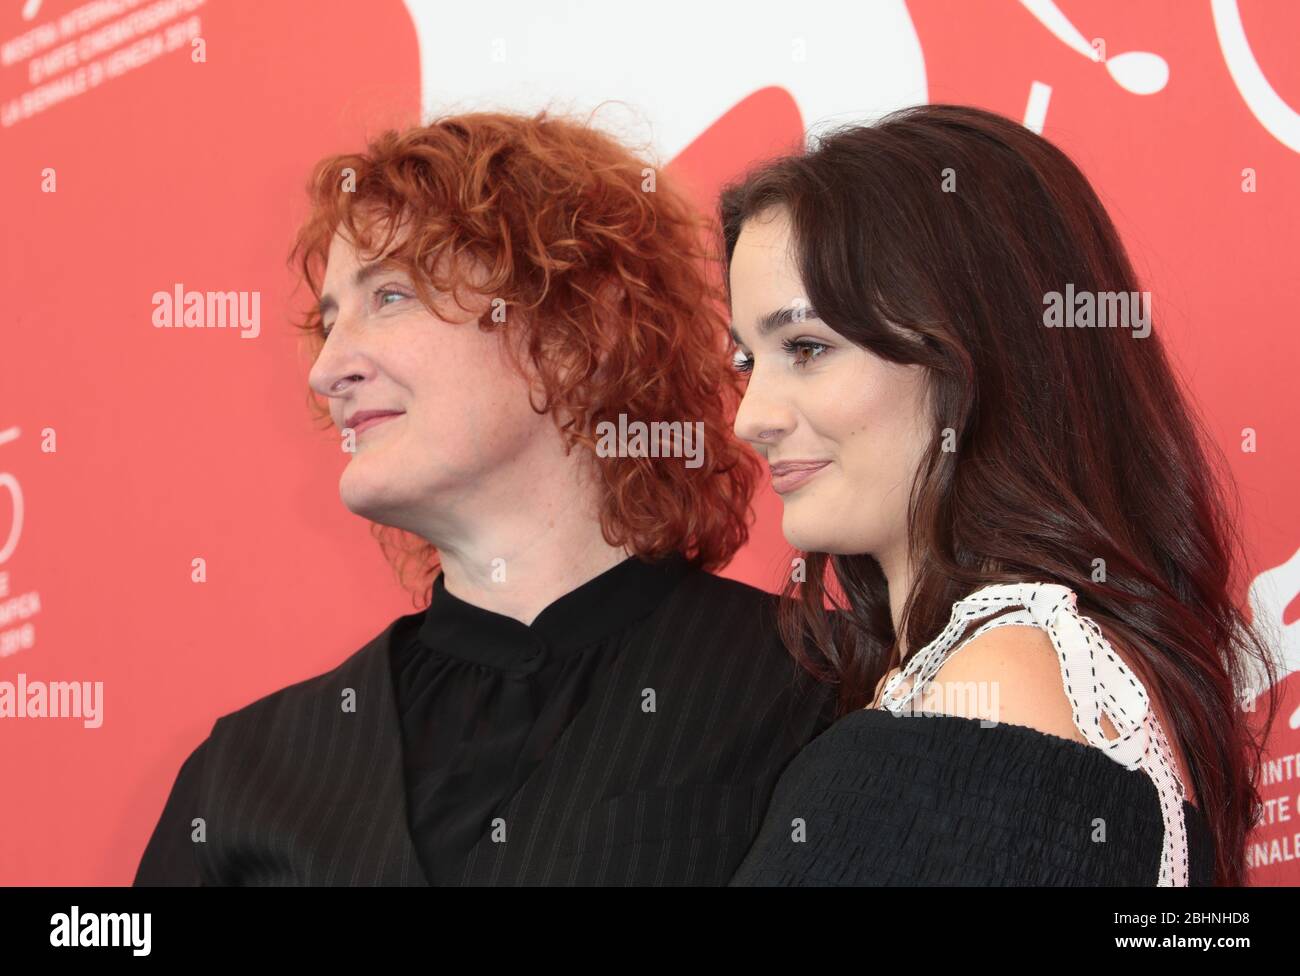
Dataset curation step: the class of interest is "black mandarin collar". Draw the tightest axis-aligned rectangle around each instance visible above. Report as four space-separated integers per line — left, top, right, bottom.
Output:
416 553 692 675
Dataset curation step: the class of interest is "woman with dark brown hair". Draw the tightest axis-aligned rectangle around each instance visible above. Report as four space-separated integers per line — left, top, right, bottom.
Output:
721 104 1281 886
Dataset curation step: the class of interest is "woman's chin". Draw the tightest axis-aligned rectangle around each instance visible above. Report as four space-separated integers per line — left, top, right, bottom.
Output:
339 468 403 522
780 517 828 554
781 511 871 556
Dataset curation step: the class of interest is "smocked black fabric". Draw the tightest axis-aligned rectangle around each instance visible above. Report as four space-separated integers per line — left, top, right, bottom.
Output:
729 708 1215 886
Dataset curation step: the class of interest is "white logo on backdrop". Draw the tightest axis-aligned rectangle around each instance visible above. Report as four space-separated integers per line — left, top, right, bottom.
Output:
401 0 928 157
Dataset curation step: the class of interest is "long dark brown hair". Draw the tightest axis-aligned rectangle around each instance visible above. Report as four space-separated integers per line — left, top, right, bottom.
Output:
718 103 1281 886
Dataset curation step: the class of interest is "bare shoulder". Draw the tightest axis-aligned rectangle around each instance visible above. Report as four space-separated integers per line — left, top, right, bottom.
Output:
922 622 1197 806
926 623 1092 741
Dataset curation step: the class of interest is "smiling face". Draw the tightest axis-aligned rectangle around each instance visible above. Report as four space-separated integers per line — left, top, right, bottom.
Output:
307 224 557 539
727 207 933 576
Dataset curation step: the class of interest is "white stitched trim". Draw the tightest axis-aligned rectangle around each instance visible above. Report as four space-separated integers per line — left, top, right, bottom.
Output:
879 582 1190 886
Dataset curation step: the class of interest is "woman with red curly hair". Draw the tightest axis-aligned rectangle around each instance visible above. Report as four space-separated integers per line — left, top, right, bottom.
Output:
132 109 834 886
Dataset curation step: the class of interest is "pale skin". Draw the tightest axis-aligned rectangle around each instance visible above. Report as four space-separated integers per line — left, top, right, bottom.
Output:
307 220 631 625
728 206 1197 806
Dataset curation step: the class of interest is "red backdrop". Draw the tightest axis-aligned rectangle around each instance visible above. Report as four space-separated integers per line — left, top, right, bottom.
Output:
2 0 1297 884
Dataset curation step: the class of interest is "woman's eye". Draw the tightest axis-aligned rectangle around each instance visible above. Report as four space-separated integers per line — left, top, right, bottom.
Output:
783 338 829 366
319 287 409 341
731 339 828 373
375 286 409 308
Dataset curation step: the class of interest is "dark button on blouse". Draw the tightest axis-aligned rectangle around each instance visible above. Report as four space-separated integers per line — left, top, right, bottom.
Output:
389 553 692 884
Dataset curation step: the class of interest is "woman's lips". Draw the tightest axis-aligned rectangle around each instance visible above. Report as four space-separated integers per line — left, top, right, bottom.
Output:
771 461 830 495
351 412 404 436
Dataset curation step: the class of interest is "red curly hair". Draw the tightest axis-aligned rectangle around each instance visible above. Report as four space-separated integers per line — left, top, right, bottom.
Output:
288 108 761 601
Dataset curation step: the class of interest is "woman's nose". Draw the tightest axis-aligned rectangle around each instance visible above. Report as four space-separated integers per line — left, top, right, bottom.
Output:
733 381 790 447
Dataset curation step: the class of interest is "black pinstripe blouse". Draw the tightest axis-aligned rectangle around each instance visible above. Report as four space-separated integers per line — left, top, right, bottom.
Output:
389 554 692 883
133 553 834 885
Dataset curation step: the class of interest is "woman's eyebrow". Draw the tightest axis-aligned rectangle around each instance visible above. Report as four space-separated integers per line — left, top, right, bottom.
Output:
729 305 821 345
317 258 407 317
